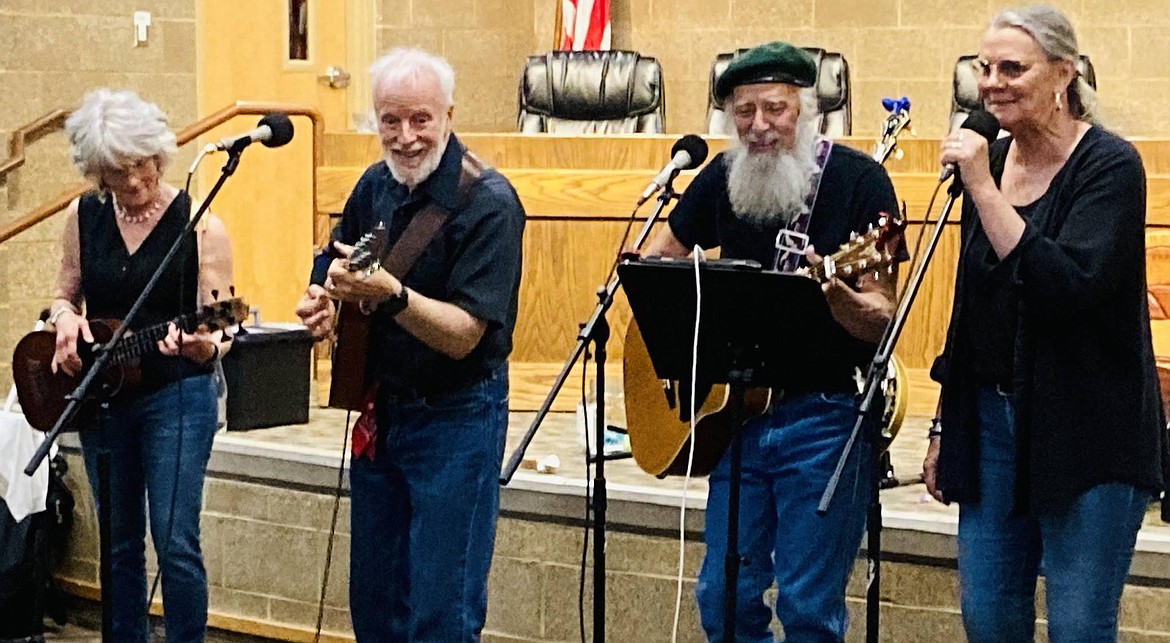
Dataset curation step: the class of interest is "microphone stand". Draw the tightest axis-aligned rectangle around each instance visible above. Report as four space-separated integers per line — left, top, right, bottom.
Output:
500 181 681 643
816 179 961 643
24 147 247 641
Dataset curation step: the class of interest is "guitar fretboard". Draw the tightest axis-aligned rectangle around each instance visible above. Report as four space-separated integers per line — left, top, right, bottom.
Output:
106 309 219 365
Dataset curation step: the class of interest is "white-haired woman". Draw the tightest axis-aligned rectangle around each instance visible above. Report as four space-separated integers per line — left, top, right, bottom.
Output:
49 89 233 642
924 5 1163 641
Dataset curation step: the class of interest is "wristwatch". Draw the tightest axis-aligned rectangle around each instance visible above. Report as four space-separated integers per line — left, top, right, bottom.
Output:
382 286 410 317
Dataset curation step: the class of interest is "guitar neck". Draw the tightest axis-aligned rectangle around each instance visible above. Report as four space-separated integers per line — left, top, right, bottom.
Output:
106 310 204 365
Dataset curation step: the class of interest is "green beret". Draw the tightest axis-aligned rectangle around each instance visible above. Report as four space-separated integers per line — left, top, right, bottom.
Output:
715 41 817 103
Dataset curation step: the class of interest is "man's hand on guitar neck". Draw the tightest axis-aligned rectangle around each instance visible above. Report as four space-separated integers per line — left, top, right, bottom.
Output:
323 240 403 308
805 244 897 344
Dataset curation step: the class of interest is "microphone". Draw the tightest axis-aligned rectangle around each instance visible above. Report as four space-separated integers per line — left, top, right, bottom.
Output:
214 113 295 152
638 134 709 204
940 109 1000 185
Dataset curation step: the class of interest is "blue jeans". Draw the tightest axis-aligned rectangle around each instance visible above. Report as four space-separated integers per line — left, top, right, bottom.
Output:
696 392 872 643
349 367 509 643
78 373 218 643
957 387 1150 643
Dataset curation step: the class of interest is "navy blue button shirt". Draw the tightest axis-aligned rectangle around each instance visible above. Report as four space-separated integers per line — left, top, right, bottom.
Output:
312 134 525 394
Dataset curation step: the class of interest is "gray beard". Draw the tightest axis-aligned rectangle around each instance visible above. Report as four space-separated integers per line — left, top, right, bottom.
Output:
385 132 449 189
724 120 821 227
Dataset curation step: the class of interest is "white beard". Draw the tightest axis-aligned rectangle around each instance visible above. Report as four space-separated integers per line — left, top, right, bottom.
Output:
385 133 449 189
724 118 821 227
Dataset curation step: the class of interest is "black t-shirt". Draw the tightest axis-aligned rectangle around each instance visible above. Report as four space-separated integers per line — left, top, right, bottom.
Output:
312 134 526 395
667 143 900 387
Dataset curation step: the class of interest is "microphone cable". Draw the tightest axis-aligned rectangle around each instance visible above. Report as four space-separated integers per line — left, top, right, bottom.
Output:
313 409 353 642
578 354 591 643
670 246 704 643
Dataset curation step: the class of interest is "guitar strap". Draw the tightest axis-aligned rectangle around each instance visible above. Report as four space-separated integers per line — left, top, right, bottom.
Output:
772 136 834 272
350 149 488 461
381 150 487 278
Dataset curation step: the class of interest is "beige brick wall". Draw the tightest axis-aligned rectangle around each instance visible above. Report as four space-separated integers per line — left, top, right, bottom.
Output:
379 0 1170 137
0 1 198 391
52 449 1170 642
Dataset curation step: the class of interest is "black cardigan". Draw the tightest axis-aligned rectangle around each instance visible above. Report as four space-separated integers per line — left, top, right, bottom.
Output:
934 126 1167 513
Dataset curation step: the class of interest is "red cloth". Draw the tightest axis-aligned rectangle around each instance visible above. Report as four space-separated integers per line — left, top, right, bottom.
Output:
351 385 379 460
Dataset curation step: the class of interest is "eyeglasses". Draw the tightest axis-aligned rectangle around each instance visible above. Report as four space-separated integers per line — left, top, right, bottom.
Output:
972 58 1038 80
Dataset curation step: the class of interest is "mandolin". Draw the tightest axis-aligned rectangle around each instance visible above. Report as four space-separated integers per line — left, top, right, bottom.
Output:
12 297 249 431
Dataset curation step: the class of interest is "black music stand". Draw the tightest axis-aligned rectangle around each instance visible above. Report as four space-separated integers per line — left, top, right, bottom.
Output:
617 257 856 643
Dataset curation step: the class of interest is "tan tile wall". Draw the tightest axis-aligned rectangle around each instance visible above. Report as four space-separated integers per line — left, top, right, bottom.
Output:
51 451 1170 641
381 0 1170 137
376 0 537 132
0 1 198 391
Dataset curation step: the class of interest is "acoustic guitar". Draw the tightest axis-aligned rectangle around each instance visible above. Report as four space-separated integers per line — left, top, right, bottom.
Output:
12 297 249 431
327 223 388 411
622 98 916 479
622 216 907 477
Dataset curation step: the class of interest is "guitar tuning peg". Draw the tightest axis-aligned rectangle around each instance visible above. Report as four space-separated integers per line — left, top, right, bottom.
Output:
894 149 904 160
849 231 857 240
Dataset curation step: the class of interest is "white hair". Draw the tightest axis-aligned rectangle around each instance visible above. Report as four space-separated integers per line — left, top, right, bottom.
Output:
64 89 177 183
723 87 822 226
991 4 1098 123
369 47 456 108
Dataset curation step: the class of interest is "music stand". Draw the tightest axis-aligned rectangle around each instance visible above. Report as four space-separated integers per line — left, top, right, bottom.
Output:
617 257 856 643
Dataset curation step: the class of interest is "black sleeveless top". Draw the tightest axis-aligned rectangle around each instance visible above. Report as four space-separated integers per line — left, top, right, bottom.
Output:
77 191 212 393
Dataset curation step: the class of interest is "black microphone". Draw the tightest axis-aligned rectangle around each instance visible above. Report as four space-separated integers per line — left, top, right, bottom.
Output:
638 134 709 204
214 113 295 152
940 110 1000 189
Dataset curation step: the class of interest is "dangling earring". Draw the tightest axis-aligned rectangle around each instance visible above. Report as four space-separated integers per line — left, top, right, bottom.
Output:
1054 90 1063 112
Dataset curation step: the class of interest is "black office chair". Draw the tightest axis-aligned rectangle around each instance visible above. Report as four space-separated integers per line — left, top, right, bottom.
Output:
517 50 665 134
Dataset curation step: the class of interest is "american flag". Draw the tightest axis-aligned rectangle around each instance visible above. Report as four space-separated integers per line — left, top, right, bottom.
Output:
555 0 611 51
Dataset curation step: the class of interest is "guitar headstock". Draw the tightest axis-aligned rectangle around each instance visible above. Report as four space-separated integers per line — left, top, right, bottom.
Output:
810 211 907 283
196 297 250 330
873 96 913 166
347 222 389 273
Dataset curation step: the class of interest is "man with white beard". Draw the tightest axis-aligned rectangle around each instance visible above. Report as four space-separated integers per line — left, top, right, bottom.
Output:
644 41 901 642
295 47 524 642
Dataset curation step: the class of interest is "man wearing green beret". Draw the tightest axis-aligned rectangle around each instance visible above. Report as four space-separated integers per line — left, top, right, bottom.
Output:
645 41 903 642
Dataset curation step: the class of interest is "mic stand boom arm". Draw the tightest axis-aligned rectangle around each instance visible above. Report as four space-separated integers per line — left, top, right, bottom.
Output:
816 186 960 643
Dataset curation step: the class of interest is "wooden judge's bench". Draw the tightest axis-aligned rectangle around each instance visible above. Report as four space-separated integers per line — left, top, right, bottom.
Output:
316 133 1170 415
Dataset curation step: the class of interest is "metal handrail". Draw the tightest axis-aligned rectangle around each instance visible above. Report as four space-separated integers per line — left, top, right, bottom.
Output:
0 101 324 245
